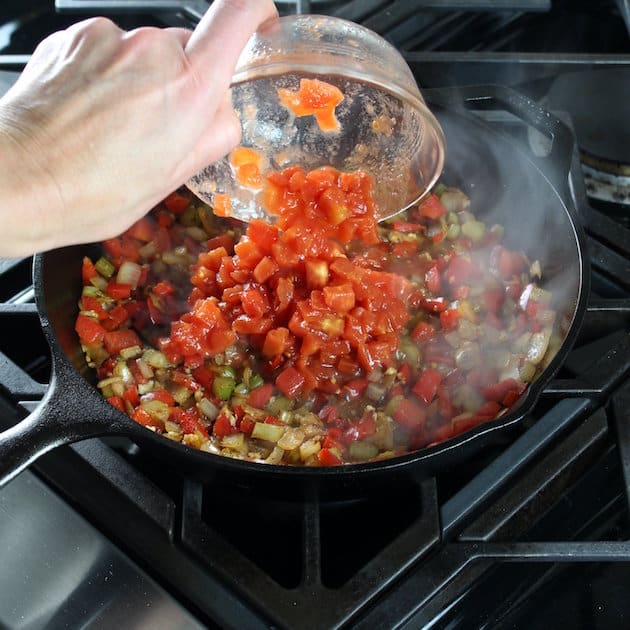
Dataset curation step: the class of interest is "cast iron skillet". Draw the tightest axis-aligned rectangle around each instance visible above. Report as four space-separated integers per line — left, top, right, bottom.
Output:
0 85 589 492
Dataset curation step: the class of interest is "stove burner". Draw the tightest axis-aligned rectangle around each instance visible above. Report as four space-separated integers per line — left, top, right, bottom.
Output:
582 152 630 207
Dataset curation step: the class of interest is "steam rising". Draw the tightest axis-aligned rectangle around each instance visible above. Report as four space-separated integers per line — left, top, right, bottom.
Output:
437 105 582 344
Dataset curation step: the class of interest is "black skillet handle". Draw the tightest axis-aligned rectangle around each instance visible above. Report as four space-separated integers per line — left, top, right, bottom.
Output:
424 84 575 195
0 357 133 488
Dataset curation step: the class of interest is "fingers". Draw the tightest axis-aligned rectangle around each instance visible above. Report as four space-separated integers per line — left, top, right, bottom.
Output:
185 0 278 88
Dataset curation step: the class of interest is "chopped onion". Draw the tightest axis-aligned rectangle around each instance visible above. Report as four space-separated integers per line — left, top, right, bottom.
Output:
120 345 142 360
278 427 305 451
97 376 123 389
527 329 552 365
143 349 169 368
366 382 387 402
198 397 220 420
265 446 285 464
299 438 321 461
117 261 142 289
221 433 246 452
136 357 154 379
141 399 170 423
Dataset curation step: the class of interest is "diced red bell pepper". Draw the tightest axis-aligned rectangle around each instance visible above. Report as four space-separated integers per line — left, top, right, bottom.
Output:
275 366 306 398
317 447 343 466
103 329 142 355
440 308 460 331
391 397 427 430
418 194 446 219
107 395 126 413
412 368 442 405
481 378 526 403
411 320 436 344
75 314 106 345
212 412 237 437
82 257 98 285
106 282 132 300
247 383 274 409
164 191 190 214
425 263 442 294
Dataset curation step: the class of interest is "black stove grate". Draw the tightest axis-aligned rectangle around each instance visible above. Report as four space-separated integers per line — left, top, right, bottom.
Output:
0 1 629 624
2 79 630 628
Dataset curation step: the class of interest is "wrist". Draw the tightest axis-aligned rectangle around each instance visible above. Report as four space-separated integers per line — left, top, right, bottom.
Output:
0 106 63 257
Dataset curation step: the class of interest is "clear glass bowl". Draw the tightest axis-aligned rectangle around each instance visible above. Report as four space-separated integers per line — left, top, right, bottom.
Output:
186 14 446 222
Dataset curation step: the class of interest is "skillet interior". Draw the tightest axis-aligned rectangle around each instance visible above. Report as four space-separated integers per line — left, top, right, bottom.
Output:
35 98 587 489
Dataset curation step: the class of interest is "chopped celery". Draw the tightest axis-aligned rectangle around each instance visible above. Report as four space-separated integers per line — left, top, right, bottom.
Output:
461 220 486 242
95 256 116 278
216 365 236 380
249 373 264 390
212 376 235 400
82 285 102 298
445 223 460 240
433 182 447 196
349 441 379 461
266 395 292 415
233 383 248 396
251 422 286 443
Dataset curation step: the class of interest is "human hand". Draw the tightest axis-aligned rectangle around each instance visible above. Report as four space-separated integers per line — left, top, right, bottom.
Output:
0 0 278 257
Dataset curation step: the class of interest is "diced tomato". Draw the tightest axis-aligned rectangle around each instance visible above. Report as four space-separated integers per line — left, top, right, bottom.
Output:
323 283 355 313
451 413 481 437
241 288 268 319
262 327 291 359
105 305 129 330
253 256 279 283
153 280 175 298
213 193 232 218
278 78 344 133
392 241 418 257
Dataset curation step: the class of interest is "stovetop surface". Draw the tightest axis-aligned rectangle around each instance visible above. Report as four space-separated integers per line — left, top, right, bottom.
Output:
1 2 630 629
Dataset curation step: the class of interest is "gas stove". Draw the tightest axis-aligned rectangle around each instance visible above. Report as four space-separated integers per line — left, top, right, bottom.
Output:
1 2 630 629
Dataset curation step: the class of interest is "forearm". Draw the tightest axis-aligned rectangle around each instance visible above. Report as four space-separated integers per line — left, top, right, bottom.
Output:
0 112 63 257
